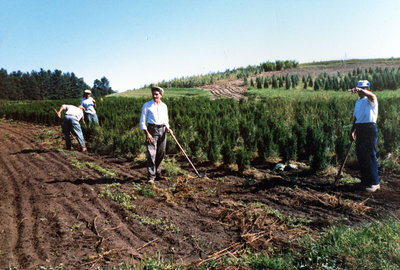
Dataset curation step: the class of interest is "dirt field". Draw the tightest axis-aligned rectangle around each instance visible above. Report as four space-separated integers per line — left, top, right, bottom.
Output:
1 120 400 269
204 60 400 99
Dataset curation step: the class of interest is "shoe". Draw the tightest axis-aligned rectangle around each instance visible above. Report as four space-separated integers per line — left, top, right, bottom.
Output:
366 184 380 192
148 179 155 185
82 147 87 152
156 174 166 180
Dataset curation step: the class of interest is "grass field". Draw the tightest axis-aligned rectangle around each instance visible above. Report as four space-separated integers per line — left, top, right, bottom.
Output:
246 87 400 100
299 57 400 68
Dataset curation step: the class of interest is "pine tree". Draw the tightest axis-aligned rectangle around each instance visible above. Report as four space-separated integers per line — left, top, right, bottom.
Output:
272 75 278 88
285 74 291 89
264 76 269 88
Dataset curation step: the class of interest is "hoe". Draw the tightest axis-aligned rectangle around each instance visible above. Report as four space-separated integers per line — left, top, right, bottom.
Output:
334 140 354 185
170 133 206 178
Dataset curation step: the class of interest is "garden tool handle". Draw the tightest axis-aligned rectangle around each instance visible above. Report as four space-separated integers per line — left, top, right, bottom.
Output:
170 133 201 177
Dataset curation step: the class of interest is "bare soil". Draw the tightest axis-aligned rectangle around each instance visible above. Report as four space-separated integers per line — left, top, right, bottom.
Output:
1 120 400 269
204 60 400 99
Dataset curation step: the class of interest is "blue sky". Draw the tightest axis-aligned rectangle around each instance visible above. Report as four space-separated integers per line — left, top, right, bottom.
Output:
1 0 400 91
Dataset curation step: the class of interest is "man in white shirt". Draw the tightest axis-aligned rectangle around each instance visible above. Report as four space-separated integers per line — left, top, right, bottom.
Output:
80 89 99 125
349 80 379 192
57 105 87 152
140 86 173 184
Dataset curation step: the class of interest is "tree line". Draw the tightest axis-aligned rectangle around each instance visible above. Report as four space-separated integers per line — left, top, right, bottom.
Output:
151 60 298 89
0 68 114 100
249 66 400 91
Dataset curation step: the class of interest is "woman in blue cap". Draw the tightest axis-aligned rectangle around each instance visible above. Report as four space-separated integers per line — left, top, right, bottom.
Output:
349 80 379 192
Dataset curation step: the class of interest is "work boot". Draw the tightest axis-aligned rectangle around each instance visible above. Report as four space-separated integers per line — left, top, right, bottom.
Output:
148 179 155 185
156 173 166 180
366 184 380 192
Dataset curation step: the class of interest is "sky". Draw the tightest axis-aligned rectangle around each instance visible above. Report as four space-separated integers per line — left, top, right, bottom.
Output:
1 0 400 92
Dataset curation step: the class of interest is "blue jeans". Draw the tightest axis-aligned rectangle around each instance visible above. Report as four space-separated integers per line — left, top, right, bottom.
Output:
62 115 85 149
84 113 99 125
355 123 379 185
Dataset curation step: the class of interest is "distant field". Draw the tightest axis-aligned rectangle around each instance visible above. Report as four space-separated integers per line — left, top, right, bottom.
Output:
246 87 400 100
108 87 210 98
299 57 400 68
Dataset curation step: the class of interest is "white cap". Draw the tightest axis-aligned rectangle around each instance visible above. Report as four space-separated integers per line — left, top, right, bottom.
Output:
356 80 370 88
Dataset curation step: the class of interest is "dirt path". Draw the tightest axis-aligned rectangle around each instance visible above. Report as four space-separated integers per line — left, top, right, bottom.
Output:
1 120 400 269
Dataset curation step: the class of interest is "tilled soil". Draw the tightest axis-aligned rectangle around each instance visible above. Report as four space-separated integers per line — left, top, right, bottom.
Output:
1 120 400 269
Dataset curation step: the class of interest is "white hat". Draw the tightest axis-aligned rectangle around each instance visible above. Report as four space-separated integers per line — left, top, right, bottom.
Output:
84 89 92 94
356 80 370 88
151 86 164 95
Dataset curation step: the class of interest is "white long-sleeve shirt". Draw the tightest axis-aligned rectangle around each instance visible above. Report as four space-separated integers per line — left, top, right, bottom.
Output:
62 105 84 121
140 100 170 130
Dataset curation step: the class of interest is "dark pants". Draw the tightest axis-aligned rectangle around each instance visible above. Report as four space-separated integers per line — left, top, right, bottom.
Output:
146 124 166 180
355 123 379 185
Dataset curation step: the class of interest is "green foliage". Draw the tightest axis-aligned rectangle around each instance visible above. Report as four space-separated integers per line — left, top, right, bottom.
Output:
3 89 400 173
150 60 297 89
0 68 113 100
199 219 400 270
163 157 185 177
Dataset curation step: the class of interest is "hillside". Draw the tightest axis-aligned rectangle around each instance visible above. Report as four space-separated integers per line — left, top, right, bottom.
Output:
112 58 400 99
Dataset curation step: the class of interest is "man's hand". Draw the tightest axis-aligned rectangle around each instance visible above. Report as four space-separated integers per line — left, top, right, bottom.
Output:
348 87 361 94
350 130 356 142
145 130 153 144
166 128 173 135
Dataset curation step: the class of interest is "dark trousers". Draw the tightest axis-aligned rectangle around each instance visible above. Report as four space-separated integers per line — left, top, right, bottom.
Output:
146 125 166 180
355 123 379 185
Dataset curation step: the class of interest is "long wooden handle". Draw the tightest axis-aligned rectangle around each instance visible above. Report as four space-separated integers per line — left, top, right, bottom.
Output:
334 140 354 184
170 133 201 177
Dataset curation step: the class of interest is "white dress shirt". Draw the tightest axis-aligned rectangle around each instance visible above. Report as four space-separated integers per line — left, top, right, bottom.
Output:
140 100 170 130
353 97 378 124
62 105 84 121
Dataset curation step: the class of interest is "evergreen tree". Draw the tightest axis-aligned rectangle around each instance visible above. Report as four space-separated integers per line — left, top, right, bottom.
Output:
307 74 313 87
264 76 269 88
272 75 278 89
285 74 290 89
278 75 284 88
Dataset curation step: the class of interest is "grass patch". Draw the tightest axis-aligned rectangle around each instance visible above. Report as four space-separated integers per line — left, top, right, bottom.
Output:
98 183 137 210
132 183 154 198
249 202 311 228
65 154 117 178
197 218 400 270
108 87 211 98
85 161 117 178
132 214 181 233
163 156 185 177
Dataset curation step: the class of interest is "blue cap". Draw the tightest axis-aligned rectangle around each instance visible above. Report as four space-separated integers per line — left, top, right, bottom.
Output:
356 80 370 88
